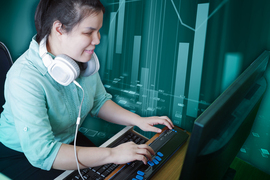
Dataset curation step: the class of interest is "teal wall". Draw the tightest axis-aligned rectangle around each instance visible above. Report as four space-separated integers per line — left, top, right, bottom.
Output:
1 0 270 175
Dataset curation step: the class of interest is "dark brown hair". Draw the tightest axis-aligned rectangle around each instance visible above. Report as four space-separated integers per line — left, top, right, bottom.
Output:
35 0 105 43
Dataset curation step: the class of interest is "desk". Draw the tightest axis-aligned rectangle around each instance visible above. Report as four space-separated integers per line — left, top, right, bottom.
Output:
150 131 191 180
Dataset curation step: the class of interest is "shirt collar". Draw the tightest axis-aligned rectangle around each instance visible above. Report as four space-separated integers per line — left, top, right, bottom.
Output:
26 35 55 76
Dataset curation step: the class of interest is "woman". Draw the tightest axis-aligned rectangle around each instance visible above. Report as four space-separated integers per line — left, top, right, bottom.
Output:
0 0 174 179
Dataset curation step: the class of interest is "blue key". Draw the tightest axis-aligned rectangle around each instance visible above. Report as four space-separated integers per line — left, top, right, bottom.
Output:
153 159 159 165
157 152 164 157
132 178 137 180
136 175 144 180
147 161 155 166
137 171 145 176
155 156 162 161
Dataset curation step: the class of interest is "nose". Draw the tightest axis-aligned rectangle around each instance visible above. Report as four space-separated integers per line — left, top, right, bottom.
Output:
91 32 101 45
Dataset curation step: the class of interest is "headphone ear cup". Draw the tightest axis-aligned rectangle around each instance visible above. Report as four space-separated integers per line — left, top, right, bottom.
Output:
81 53 100 77
47 54 80 86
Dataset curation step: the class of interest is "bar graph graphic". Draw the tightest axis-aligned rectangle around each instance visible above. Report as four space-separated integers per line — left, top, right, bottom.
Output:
172 43 189 126
131 36 142 88
139 67 149 116
99 0 229 129
116 0 125 54
107 12 117 70
221 53 243 92
186 3 209 118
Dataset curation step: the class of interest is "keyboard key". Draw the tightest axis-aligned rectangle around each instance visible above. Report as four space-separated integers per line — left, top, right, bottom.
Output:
139 139 147 144
82 169 89 174
157 152 164 157
135 137 141 144
155 156 162 161
137 171 145 176
153 159 159 165
136 175 144 180
101 170 110 178
83 174 89 179
147 161 155 166
91 166 101 172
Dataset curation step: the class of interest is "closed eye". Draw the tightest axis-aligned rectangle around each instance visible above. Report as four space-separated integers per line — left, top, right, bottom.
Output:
85 31 93 35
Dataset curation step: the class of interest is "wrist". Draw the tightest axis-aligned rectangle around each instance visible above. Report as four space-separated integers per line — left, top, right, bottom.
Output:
108 147 119 164
131 115 143 127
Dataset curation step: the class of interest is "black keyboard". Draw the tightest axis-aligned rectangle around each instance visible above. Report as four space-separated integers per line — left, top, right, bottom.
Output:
64 127 189 180
64 131 148 180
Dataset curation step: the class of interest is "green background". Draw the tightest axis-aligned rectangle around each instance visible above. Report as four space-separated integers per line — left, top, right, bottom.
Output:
1 0 270 175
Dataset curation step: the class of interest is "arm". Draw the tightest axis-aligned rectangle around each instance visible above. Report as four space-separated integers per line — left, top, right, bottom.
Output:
52 100 174 170
52 142 154 170
97 100 174 133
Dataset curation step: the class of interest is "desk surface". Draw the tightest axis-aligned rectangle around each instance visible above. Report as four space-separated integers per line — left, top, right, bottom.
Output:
150 131 191 180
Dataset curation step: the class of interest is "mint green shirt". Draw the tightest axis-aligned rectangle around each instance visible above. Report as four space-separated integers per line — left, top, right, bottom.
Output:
0 36 111 170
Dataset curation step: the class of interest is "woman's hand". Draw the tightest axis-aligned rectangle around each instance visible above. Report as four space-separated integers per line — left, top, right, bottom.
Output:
110 142 155 165
98 101 174 133
135 116 174 133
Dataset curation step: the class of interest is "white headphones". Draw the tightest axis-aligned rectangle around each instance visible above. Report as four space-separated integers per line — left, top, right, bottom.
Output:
39 36 100 86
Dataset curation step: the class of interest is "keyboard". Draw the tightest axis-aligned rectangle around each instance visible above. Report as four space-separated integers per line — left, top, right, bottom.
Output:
60 126 189 180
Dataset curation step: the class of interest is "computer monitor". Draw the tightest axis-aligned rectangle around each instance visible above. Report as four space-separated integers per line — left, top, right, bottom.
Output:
179 50 270 180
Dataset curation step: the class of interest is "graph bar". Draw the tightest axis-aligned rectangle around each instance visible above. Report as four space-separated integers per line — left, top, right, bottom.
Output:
221 53 243 92
147 89 158 116
172 43 189 125
116 0 126 54
107 12 117 70
96 35 108 79
139 67 149 117
131 36 141 88
187 3 209 118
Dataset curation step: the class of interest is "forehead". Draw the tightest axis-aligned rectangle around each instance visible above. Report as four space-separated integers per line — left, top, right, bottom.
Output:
76 12 103 30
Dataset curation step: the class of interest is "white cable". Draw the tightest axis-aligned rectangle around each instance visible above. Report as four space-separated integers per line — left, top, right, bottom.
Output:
73 80 85 180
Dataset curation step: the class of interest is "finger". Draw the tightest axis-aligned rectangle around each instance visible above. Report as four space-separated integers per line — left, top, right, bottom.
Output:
159 116 174 127
135 154 148 164
125 141 136 145
146 125 162 133
157 117 174 129
138 144 155 155
137 148 152 161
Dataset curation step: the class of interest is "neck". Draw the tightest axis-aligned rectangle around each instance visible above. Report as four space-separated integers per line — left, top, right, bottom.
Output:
47 34 61 56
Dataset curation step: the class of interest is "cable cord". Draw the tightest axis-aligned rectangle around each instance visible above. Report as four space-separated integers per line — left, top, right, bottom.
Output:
73 80 85 180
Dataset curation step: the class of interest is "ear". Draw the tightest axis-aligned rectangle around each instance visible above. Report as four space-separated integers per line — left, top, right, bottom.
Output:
52 21 63 37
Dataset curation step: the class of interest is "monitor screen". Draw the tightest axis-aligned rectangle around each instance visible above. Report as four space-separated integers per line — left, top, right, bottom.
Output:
179 50 270 180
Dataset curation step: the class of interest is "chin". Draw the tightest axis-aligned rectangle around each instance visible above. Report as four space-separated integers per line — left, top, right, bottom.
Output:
75 56 92 63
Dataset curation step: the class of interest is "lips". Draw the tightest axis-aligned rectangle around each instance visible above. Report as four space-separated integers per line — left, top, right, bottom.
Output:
85 49 94 54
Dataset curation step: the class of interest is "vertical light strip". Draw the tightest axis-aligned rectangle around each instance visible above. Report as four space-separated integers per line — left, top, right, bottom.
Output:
116 0 126 54
172 43 189 125
187 3 209 118
107 12 117 70
97 35 108 79
139 68 149 117
131 36 141 87
221 53 243 92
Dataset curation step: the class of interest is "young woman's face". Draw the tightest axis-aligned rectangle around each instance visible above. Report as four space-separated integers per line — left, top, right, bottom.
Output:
60 11 103 63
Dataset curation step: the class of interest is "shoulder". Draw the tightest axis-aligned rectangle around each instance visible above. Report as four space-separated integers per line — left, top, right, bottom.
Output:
7 36 49 89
